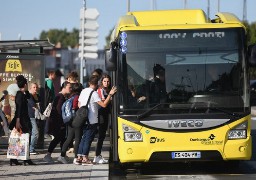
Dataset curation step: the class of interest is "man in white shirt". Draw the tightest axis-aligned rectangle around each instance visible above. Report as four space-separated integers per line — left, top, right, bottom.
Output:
76 75 117 165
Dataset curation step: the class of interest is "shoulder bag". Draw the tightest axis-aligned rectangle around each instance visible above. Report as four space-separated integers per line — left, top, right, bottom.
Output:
72 90 94 128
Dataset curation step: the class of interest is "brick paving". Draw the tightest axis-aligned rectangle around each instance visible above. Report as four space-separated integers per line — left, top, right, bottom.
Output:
0 136 109 180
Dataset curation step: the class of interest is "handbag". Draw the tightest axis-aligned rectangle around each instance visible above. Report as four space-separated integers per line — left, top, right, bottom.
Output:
72 90 94 128
7 128 30 160
43 102 53 118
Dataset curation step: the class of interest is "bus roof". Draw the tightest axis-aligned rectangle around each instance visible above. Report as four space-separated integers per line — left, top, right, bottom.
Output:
112 9 245 40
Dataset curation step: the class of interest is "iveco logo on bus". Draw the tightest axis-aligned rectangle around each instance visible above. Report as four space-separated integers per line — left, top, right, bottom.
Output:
168 120 203 128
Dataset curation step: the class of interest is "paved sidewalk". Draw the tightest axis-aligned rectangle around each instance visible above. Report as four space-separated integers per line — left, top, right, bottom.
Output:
0 136 110 180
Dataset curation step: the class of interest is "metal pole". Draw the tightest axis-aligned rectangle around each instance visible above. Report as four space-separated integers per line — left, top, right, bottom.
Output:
217 0 220 12
184 0 187 9
80 0 86 84
243 0 247 21
207 0 210 18
151 0 156 10
127 0 130 12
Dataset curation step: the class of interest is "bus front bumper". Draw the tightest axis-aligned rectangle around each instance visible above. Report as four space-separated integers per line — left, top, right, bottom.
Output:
118 135 252 163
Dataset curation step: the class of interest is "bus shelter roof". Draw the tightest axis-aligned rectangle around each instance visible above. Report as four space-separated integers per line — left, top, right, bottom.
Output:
0 40 54 51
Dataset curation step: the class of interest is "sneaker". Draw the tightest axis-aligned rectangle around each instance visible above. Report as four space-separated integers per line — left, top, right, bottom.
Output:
50 135 54 140
43 154 54 163
30 150 39 155
93 155 108 164
58 156 68 164
65 155 70 161
73 158 82 165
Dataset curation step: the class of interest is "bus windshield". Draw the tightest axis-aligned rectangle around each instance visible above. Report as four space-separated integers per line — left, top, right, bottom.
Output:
118 28 249 117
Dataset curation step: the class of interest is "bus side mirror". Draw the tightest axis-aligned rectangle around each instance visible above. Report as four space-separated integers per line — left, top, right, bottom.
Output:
105 42 117 71
248 44 256 66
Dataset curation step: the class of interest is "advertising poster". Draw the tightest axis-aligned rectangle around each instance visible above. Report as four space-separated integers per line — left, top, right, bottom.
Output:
0 54 45 93
0 53 45 122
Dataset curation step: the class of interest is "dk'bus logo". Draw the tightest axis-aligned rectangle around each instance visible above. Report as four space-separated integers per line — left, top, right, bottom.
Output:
150 137 165 143
5 59 22 72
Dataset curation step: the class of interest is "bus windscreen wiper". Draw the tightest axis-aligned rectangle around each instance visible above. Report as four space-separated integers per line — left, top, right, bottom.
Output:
137 103 166 120
207 107 241 118
190 101 241 118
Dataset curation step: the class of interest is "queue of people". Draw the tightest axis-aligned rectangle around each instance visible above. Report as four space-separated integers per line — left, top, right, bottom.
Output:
1 68 116 166
47 69 116 165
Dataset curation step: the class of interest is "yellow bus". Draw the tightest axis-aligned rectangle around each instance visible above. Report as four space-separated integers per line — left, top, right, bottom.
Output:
105 9 255 166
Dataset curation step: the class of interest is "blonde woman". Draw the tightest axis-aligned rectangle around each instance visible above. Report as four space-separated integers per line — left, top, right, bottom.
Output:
27 83 40 155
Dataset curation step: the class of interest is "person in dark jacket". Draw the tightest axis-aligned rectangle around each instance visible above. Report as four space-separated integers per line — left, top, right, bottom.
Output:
9 75 36 166
44 70 56 138
58 82 83 164
43 81 72 163
149 64 167 105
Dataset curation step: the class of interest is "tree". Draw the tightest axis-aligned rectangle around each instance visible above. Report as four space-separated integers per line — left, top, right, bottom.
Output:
39 28 79 48
104 27 114 49
244 21 256 79
248 22 256 45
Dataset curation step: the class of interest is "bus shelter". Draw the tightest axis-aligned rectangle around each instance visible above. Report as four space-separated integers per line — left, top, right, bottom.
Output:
0 40 54 148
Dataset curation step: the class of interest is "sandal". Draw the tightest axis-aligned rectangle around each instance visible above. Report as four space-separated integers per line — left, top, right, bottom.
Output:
81 159 93 166
74 158 82 165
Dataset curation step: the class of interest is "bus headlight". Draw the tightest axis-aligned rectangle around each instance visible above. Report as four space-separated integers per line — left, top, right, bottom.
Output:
124 132 143 141
123 124 143 142
228 121 247 139
228 130 247 139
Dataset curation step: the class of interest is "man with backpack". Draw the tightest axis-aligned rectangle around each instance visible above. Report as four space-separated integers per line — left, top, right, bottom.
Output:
75 75 117 165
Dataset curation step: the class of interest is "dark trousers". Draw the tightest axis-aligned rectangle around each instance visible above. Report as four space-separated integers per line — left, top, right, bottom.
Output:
95 113 109 156
77 123 98 156
48 128 66 153
61 125 83 158
44 117 49 134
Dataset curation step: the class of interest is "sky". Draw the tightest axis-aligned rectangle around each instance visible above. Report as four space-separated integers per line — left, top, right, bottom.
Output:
0 0 255 50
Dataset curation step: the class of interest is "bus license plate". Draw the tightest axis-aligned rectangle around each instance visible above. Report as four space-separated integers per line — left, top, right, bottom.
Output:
172 152 201 159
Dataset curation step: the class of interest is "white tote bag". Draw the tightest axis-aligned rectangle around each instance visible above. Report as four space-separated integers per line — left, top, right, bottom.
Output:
7 128 30 160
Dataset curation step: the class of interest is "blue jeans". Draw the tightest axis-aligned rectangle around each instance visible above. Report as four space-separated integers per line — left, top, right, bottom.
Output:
30 118 39 152
77 123 98 156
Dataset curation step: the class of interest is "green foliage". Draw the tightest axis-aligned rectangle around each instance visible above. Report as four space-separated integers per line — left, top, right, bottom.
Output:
104 27 114 49
249 22 256 45
244 21 256 45
39 28 79 48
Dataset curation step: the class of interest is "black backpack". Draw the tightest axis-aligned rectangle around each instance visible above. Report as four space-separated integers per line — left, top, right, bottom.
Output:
72 90 94 128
